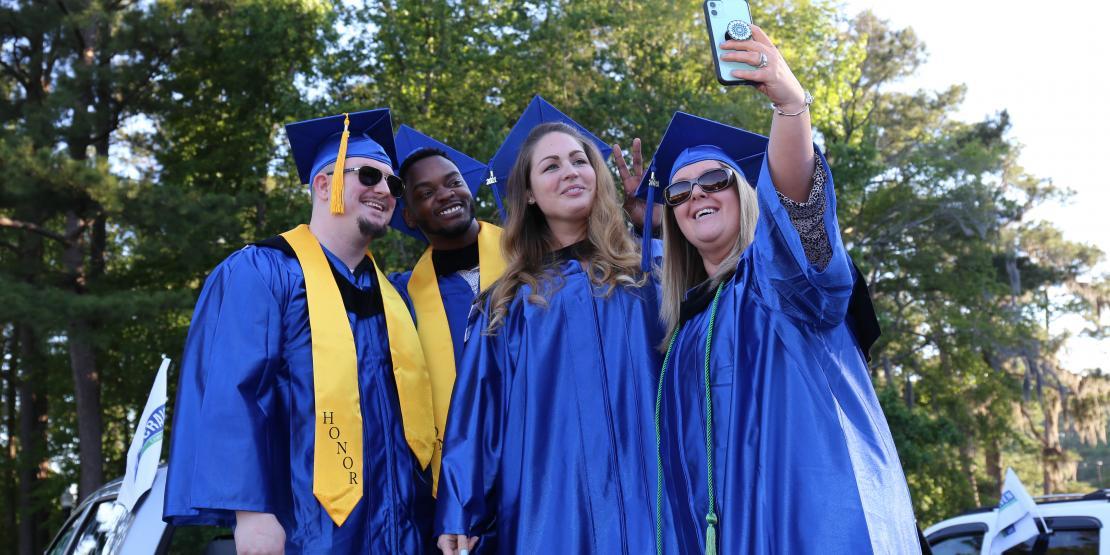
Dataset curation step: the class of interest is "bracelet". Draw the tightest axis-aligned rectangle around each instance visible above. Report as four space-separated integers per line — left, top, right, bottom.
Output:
770 90 813 117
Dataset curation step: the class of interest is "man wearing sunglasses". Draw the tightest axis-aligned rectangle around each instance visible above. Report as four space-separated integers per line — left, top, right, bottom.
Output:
164 109 438 554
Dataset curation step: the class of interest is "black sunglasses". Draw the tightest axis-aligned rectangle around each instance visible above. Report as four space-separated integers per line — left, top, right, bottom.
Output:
663 168 736 206
329 165 405 198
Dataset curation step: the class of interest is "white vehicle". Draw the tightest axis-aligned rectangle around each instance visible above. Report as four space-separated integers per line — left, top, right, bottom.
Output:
924 490 1107 554
44 466 232 555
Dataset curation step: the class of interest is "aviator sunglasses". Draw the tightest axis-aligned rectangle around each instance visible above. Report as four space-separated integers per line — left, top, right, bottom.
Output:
663 167 736 206
328 165 405 198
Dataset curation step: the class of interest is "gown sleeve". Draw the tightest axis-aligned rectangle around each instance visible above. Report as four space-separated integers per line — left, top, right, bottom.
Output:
434 300 512 537
746 149 854 328
163 247 288 526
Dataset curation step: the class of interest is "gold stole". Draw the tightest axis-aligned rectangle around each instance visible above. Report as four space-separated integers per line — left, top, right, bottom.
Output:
282 224 434 526
407 222 506 495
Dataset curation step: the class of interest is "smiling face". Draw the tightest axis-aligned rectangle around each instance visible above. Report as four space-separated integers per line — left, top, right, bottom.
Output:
315 155 397 240
402 154 477 240
527 131 597 228
671 160 742 257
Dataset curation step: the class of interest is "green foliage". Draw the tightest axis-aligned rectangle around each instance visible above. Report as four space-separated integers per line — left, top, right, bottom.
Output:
1 0 1107 552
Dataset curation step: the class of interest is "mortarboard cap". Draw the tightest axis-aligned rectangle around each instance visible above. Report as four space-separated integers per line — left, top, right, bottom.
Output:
285 109 397 214
634 112 769 271
486 95 612 217
391 125 488 241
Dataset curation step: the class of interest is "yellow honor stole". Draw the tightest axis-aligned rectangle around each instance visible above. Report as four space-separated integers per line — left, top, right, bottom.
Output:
407 222 506 495
282 224 435 526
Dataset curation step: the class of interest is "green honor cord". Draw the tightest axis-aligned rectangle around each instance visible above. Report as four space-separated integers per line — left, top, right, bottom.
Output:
655 281 726 555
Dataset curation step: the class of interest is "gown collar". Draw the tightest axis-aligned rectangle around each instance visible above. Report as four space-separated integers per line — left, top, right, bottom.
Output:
431 241 480 276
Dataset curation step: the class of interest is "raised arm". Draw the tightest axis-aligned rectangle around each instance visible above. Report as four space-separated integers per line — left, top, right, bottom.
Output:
722 24 815 202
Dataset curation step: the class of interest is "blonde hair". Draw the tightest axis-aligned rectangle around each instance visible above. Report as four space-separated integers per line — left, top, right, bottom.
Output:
659 165 760 346
485 122 644 333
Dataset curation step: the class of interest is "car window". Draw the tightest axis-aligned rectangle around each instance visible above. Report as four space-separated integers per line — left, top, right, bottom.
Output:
930 531 985 555
1003 528 1099 554
69 500 133 555
46 508 87 555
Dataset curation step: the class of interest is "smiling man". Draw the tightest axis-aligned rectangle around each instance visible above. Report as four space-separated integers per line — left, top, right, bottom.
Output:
163 110 437 554
389 125 506 501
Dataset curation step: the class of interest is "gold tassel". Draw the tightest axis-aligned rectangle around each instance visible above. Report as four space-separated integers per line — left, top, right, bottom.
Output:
704 512 718 555
330 113 351 215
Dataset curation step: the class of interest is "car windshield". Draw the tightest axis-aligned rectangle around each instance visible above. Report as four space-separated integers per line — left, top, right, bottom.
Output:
70 500 132 555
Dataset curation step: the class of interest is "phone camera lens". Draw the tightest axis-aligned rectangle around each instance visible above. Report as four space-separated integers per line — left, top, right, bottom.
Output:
709 1 716 6
711 9 718 15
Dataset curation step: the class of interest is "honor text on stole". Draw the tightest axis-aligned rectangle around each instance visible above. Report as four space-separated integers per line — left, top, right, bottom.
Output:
322 410 359 485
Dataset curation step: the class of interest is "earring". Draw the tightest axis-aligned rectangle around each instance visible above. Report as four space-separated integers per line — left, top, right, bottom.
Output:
527 198 536 205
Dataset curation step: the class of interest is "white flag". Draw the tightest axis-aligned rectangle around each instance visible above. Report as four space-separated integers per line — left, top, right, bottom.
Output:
116 358 170 512
987 468 1049 554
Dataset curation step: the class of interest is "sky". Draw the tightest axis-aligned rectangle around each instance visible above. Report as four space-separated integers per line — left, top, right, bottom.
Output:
840 0 1109 372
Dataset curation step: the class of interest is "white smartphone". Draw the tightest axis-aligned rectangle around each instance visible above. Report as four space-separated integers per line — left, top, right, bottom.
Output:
704 0 755 86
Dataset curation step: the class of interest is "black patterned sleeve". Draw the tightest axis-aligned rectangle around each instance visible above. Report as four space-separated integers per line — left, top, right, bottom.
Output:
775 158 832 270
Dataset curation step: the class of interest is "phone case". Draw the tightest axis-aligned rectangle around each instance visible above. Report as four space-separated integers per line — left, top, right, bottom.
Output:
704 0 755 86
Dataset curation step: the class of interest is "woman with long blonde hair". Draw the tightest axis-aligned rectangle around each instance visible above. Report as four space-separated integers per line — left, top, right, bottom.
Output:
434 104 663 554
640 25 920 554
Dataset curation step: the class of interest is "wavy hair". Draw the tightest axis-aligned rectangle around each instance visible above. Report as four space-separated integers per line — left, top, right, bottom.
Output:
659 165 760 346
484 122 643 333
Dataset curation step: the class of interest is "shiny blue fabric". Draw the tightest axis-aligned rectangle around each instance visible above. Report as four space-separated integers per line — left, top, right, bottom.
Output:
392 271 474 365
164 243 434 554
657 154 919 554
435 261 664 553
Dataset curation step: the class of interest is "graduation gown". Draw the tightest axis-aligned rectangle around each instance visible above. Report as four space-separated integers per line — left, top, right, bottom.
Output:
435 248 663 553
392 243 483 367
656 156 919 554
163 240 434 554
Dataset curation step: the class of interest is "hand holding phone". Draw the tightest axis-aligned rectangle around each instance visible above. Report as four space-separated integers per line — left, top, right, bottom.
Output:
704 0 755 86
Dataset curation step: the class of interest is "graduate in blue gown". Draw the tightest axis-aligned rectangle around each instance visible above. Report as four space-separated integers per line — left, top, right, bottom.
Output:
387 125 508 499
630 26 920 554
164 109 438 554
434 97 663 554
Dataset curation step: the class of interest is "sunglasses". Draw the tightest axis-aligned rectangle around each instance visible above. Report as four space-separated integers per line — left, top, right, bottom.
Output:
329 165 405 198
663 168 736 206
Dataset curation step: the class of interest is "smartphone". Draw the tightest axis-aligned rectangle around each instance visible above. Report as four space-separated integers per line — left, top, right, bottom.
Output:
704 0 755 86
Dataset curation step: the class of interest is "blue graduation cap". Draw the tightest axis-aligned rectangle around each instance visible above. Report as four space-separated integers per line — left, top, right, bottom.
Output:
486 95 612 217
634 111 769 271
391 124 488 241
285 109 397 214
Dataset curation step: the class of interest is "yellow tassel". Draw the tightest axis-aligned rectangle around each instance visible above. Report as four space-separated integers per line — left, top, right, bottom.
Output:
330 113 351 215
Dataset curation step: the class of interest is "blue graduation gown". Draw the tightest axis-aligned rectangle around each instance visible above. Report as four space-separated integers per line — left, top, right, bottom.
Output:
392 270 475 365
163 241 434 554
435 257 664 553
657 156 919 554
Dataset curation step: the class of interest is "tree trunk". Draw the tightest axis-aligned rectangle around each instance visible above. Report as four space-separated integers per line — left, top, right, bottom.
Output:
960 439 981 507
2 327 18 548
985 437 1002 497
16 325 49 555
63 211 104 500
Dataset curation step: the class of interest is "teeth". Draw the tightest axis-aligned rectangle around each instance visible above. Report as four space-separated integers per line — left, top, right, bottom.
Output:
438 205 463 216
361 200 385 211
695 208 717 219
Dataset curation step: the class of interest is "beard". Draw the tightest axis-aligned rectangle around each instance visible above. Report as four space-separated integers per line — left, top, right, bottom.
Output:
357 216 388 240
423 202 477 239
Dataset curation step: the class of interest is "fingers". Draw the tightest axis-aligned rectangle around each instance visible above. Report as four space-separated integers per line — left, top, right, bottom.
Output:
436 534 460 555
720 49 764 67
631 137 643 177
469 536 480 549
612 142 630 180
456 534 471 555
749 24 775 49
